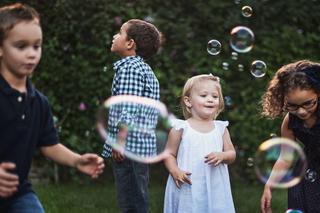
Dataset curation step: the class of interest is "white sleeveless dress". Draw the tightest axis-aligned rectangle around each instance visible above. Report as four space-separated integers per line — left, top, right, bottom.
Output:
163 119 235 213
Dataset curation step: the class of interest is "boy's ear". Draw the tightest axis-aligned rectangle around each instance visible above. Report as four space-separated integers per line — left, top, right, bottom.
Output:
126 38 136 50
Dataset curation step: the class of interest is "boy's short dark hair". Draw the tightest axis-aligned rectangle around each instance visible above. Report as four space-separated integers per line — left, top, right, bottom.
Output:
0 3 39 45
126 19 161 60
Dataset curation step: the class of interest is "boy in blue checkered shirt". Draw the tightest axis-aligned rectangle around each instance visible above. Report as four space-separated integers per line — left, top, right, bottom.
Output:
102 19 161 213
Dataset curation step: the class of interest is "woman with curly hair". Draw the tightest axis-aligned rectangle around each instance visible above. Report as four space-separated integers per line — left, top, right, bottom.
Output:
260 60 320 212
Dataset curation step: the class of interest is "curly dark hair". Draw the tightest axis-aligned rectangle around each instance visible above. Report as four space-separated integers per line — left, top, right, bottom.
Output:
262 60 320 119
126 19 161 60
0 3 40 45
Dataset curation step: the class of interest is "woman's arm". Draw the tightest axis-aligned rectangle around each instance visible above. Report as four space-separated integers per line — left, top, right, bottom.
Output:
261 113 295 213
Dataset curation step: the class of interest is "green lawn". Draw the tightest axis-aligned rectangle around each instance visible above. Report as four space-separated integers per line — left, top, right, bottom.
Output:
34 166 287 213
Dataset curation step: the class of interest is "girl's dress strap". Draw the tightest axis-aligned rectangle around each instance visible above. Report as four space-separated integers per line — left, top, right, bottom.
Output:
215 120 229 133
169 118 187 130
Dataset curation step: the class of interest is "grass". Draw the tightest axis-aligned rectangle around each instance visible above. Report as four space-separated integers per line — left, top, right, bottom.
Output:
34 166 287 213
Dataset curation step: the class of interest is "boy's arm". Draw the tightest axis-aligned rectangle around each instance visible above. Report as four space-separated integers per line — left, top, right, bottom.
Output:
0 162 19 198
40 144 105 178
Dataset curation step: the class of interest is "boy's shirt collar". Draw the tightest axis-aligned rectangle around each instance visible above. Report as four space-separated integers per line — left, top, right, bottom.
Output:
113 55 143 71
0 73 36 98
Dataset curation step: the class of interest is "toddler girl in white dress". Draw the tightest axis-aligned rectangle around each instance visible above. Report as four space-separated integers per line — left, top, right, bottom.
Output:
164 74 236 213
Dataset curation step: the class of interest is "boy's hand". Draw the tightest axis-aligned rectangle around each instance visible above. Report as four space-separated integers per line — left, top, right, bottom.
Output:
204 152 224 166
112 149 125 162
75 154 105 178
111 126 127 162
0 162 19 198
171 168 192 189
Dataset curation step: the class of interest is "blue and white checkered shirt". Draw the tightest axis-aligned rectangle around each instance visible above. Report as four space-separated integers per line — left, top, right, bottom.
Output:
102 56 160 158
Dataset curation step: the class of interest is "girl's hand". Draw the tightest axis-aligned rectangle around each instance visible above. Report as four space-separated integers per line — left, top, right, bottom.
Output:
75 154 105 178
261 186 272 213
171 169 192 189
204 152 224 166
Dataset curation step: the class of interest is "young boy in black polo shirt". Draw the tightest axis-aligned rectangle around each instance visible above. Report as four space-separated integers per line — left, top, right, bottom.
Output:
0 3 104 212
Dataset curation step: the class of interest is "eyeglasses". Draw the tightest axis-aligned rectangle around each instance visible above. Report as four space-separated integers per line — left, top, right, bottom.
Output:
283 97 318 112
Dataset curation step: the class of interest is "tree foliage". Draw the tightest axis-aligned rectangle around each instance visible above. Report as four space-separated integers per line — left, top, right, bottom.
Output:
1 0 319 180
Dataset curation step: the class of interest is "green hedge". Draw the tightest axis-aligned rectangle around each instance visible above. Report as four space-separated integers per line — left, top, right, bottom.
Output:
2 0 319 181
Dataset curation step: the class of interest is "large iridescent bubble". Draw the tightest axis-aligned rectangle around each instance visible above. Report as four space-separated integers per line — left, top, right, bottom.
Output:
254 137 307 188
96 95 172 163
230 26 254 53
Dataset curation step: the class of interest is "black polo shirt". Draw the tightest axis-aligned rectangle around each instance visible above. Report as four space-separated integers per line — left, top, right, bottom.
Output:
0 74 58 204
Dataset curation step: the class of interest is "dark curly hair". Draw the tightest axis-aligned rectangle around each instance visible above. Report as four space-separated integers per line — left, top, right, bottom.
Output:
0 3 40 45
262 60 320 119
126 19 161 60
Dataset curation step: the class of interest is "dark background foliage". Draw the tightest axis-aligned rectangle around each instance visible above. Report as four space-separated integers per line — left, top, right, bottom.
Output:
1 0 319 181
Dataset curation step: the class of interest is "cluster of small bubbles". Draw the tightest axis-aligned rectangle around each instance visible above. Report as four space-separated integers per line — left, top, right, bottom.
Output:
224 96 232 106
103 66 108 72
230 26 254 53
238 64 244 72
222 62 229 70
207 39 222 55
305 169 317 182
242 6 253 17
247 157 254 167
231 52 238 60
285 209 303 213
251 60 267 78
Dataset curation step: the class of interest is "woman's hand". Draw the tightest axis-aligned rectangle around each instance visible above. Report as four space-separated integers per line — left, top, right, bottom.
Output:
261 185 272 213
